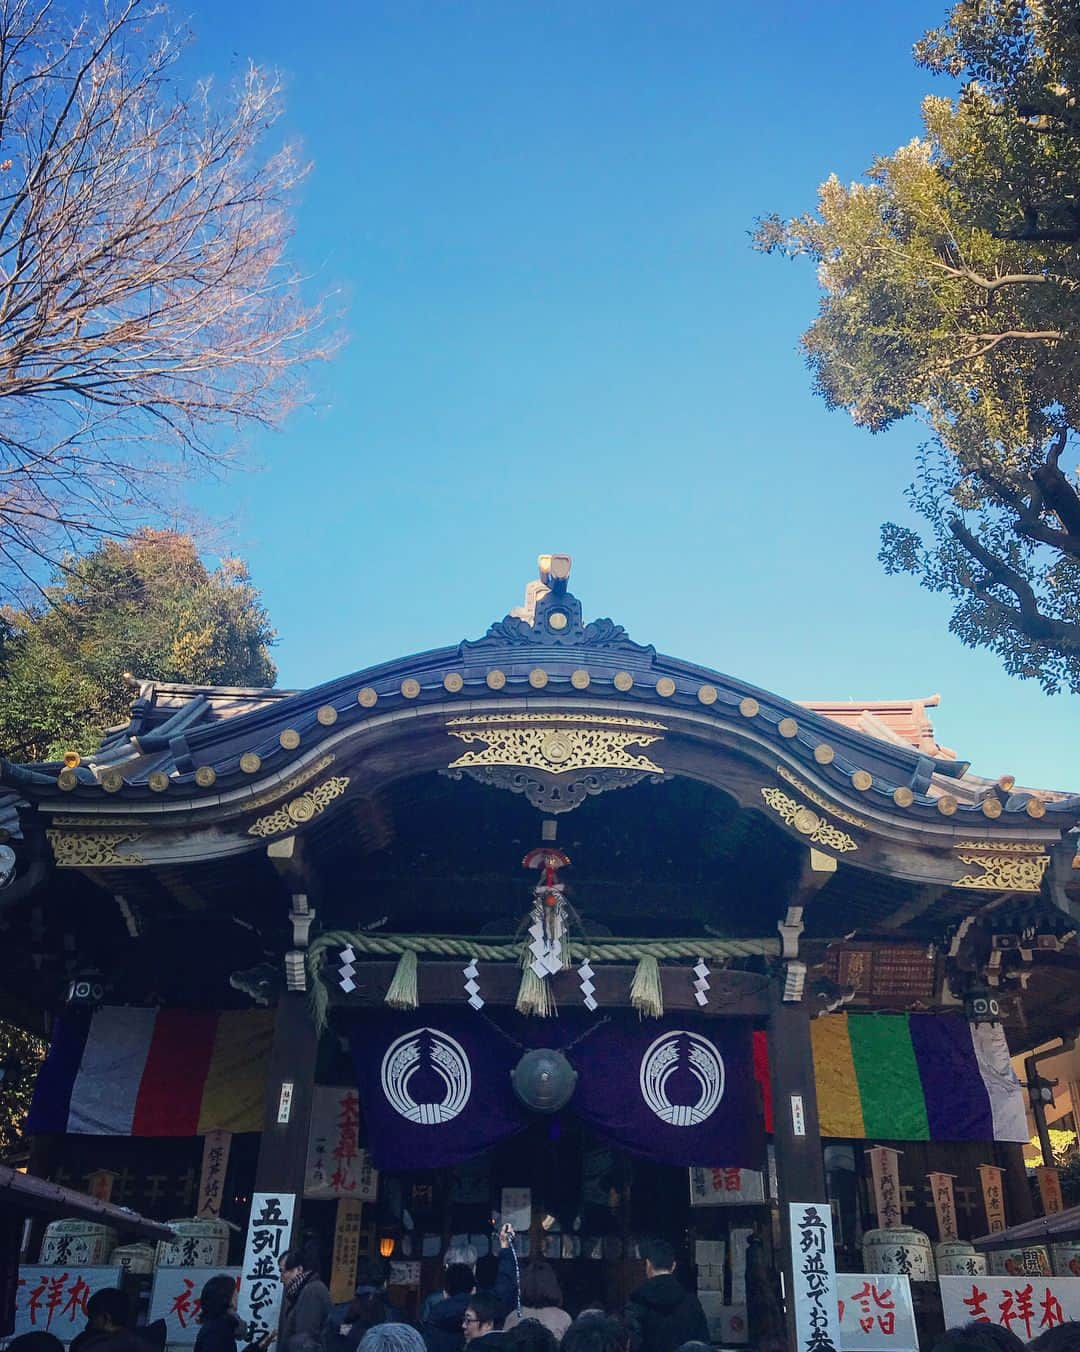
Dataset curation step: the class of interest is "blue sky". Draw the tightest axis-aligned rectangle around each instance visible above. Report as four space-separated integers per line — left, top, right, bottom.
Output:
183 1 1079 790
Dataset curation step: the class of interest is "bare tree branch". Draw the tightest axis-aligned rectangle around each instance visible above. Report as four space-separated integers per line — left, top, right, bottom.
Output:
0 0 336 601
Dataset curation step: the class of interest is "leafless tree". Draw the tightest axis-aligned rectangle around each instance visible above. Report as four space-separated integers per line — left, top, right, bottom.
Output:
0 0 333 598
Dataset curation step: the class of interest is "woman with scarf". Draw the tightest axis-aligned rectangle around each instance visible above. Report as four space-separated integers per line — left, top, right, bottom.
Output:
278 1248 334 1352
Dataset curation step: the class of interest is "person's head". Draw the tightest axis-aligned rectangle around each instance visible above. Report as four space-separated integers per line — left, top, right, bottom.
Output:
639 1239 676 1280
520 1261 562 1309
932 1325 1026 1352
280 1246 319 1285
1030 1325 1080 1352
463 1293 500 1343
8 1335 65 1352
199 1275 238 1323
444 1263 476 1298
504 1318 557 1352
86 1288 131 1332
445 1244 478 1271
561 1315 628 1352
357 1326 426 1352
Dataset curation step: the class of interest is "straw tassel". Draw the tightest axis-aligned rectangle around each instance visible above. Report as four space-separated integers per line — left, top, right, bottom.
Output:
630 954 663 1018
384 949 419 1010
516 963 555 1017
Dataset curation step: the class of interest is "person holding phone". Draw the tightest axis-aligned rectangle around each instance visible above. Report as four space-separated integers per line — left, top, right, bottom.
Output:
421 1225 519 1352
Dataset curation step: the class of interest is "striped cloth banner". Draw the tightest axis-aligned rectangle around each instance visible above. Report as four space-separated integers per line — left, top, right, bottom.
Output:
27 1007 273 1136
811 1013 1028 1142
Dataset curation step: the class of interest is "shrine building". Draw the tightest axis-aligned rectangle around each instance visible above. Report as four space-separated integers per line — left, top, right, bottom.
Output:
3 556 1079 1348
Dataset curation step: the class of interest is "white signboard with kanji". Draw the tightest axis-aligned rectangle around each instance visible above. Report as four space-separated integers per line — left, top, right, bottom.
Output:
939 1276 1080 1343
790 1203 840 1352
13 1267 122 1343
689 1167 766 1205
237 1192 296 1343
149 1268 241 1346
304 1086 377 1200
836 1275 917 1352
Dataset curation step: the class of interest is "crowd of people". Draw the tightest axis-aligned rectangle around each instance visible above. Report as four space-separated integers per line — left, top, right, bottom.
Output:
7 1232 1080 1352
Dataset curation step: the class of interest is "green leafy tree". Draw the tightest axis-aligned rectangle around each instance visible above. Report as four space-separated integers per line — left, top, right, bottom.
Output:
0 1020 45 1157
755 0 1080 692
0 531 276 761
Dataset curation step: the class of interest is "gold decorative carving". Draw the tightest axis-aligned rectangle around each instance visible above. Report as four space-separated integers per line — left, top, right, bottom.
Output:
358 687 378 707
401 678 420 699
954 840 1045 854
195 766 217 787
697 684 718 705
244 754 335 811
447 713 665 777
148 772 170 793
778 717 798 738
814 744 835 765
613 672 633 692
48 830 144 867
739 697 759 717
893 786 914 807
937 794 958 816
954 852 1050 893
1027 798 1047 818
851 769 873 791
571 670 591 689
982 796 1003 819
486 670 506 690
240 752 261 774
444 672 464 693
529 669 549 689
57 769 78 791
247 775 351 838
317 705 338 725
280 729 301 750
656 677 676 698
760 786 858 853
776 766 872 830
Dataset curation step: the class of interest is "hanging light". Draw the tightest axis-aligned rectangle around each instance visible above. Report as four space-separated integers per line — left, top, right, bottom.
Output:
379 1236 395 1259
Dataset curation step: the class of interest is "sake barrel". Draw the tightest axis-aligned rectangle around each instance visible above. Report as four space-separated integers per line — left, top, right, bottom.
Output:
110 1242 156 1275
989 1246 1052 1277
862 1227 936 1281
934 1240 987 1277
155 1217 230 1267
1052 1242 1080 1278
40 1219 119 1266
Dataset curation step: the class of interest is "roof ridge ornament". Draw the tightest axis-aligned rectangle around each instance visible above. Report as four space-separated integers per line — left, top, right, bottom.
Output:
462 553 655 656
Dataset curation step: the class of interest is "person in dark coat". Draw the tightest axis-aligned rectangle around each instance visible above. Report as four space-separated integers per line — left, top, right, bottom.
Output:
624 1240 707 1352
326 1259 406 1352
68 1289 162 1352
194 1274 275 1352
422 1227 519 1352
279 1247 334 1352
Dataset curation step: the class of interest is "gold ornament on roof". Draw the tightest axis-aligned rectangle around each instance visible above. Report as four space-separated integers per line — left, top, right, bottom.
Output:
953 851 1050 893
444 672 464 693
776 766 871 830
280 729 301 750
447 713 665 777
739 697 759 717
317 705 339 725
697 684 718 705
571 670 591 689
48 830 144 868
358 687 378 707
247 775 351 838
760 786 858 853
656 677 676 698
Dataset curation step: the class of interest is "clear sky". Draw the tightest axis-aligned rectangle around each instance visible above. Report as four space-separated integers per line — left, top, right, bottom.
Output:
182 0 1079 791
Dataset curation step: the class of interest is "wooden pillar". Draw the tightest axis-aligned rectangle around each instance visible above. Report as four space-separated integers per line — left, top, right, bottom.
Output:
768 849 833 1351
254 990 318 1205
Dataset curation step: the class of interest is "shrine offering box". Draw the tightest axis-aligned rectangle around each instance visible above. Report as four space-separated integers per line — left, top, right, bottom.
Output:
155 1217 230 1267
40 1219 119 1266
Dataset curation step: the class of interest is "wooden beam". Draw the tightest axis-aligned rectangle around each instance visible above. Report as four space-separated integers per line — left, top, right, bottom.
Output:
323 962 772 1016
